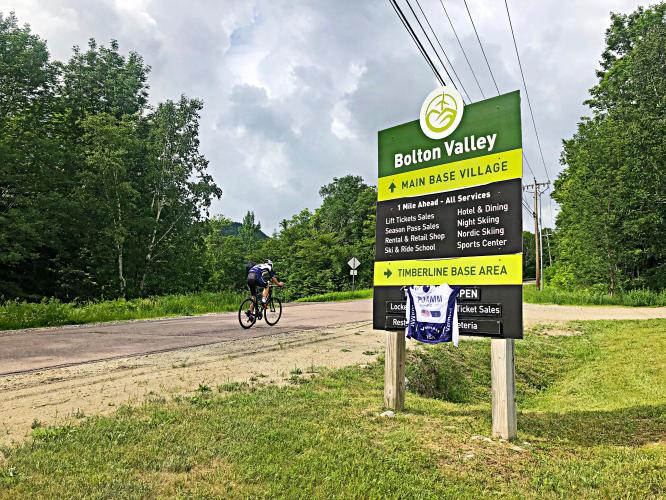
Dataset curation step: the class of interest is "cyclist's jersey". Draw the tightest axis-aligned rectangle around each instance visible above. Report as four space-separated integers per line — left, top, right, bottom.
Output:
248 264 275 285
405 284 460 346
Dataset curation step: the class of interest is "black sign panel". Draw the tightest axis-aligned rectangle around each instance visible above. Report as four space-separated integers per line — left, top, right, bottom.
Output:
374 285 522 338
385 315 408 329
386 301 407 314
376 179 522 261
457 303 502 317
459 319 501 335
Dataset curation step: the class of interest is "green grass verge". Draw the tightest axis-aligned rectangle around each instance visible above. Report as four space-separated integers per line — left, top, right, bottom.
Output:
295 288 373 302
0 291 245 330
1 320 664 497
523 284 666 306
0 288 373 331
5 283 663 331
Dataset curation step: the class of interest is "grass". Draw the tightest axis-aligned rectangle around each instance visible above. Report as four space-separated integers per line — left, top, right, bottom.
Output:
295 288 373 303
523 284 666 306
1 319 665 497
0 291 245 330
4 283 663 331
0 288 373 331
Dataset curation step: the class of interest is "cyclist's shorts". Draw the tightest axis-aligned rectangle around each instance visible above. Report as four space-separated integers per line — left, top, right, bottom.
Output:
247 272 267 296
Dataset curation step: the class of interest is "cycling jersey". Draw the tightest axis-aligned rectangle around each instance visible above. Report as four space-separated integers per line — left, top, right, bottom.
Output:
248 264 275 285
405 284 460 346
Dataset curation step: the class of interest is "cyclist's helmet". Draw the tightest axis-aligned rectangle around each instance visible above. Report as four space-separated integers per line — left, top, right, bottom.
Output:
265 259 273 270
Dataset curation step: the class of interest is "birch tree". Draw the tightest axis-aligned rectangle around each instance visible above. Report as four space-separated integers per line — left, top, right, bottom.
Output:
81 113 139 296
139 96 222 292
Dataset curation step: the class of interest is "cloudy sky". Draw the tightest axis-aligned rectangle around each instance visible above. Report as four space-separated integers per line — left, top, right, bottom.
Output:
1 0 644 231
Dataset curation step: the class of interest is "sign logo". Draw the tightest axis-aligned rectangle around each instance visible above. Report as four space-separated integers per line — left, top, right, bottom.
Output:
419 86 464 139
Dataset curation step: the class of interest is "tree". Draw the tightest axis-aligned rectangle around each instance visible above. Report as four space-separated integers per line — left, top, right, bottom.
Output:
263 176 377 300
0 13 61 299
53 38 153 299
238 211 262 256
139 96 222 293
80 113 140 296
203 216 247 292
553 3 666 292
0 15 223 301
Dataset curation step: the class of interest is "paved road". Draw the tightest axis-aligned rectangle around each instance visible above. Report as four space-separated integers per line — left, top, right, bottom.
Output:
3 299 666 376
0 301 372 375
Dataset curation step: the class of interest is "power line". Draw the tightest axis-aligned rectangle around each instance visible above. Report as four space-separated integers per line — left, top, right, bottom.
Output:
522 154 537 183
504 0 552 184
546 184 556 229
438 0 485 99
412 0 471 102
463 0 500 94
522 200 534 217
388 0 552 230
403 0 463 98
389 0 445 86
524 180 549 289
458 0 539 182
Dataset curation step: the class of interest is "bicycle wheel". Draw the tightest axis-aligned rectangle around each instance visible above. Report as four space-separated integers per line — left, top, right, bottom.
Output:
264 297 282 326
238 298 257 329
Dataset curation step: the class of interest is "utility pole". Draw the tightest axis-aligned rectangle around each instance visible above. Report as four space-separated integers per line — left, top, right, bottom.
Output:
523 180 549 289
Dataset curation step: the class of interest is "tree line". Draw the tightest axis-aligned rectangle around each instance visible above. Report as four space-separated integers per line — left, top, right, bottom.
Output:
0 12 376 303
4 3 663 304
552 3 666 293
205 176 376 302
0 13 221 300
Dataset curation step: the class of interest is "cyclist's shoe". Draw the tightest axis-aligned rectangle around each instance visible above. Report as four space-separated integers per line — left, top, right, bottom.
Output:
245 310 254 320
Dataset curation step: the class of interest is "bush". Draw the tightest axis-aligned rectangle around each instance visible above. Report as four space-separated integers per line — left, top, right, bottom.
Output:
405 344 489 403
523 284 666 307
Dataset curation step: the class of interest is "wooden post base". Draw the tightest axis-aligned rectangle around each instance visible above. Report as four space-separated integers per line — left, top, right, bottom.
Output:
384 330 406 410
491 338 517 439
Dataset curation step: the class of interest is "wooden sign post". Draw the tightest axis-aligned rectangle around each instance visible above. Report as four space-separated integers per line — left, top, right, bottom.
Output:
491 338 517 439
384 330 406 410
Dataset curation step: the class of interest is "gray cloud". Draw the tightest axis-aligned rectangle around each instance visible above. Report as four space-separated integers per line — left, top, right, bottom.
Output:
0 0 644 230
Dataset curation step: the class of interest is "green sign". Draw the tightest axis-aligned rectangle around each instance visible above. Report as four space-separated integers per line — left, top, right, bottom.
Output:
378 91 522 179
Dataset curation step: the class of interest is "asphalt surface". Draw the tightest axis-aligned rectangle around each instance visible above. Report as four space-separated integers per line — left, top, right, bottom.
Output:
0 300 372 376
4 299 666 376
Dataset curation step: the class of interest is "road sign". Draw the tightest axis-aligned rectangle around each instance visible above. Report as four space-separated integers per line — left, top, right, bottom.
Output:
377 86 523 439
348 257 360 269
350 269 358 276
373 89 523 339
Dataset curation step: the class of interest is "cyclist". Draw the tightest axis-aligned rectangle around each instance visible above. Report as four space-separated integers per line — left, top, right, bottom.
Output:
247 259 284 318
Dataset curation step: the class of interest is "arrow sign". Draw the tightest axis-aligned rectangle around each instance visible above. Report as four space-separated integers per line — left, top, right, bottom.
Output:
388 181 396 193
383 268 392 279
348 257 360 270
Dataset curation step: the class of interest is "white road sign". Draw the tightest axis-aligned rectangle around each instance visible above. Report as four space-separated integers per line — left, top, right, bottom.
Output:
348 257 360 270
350 269 358 276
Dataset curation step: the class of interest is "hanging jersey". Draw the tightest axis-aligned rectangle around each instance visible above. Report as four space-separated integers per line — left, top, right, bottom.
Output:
405 284 460 346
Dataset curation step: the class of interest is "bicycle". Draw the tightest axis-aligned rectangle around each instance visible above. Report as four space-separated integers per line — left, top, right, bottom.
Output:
238 284 283 329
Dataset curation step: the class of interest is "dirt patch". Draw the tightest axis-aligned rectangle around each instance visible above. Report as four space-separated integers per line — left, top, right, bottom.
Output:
0 321 382 448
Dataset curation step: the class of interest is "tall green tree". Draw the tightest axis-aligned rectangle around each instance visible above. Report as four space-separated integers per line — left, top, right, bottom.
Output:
139 96 222 294
54 38 153 299
0 14 222 301
0 13 61 299
238 211 262 256
553 3 666 292
80 113 140 296
203 216 246 292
